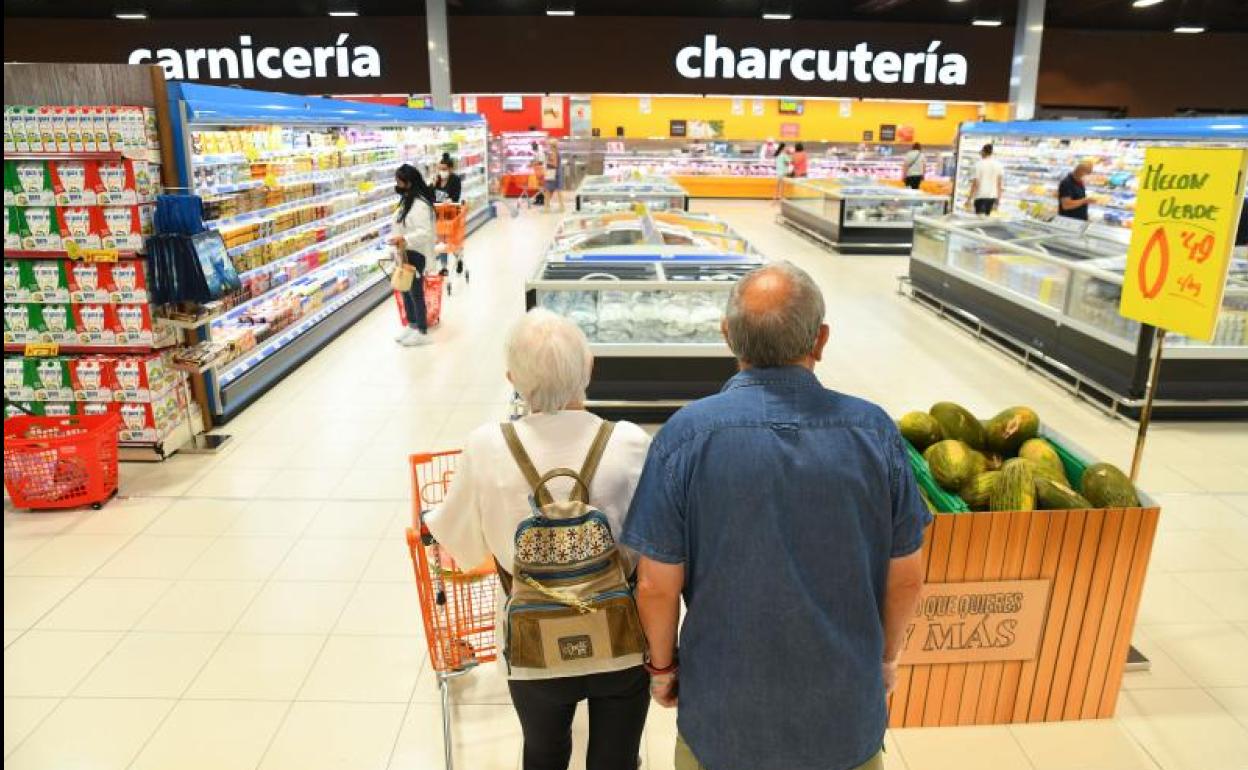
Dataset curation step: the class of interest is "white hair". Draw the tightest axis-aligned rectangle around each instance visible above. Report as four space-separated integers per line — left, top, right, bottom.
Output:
506 308 594 413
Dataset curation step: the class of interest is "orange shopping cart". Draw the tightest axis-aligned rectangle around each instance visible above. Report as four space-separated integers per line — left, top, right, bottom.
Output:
407 450 499 770
434 202 469 293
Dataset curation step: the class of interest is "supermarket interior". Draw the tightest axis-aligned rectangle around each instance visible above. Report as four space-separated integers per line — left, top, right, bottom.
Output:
2 2 1247 770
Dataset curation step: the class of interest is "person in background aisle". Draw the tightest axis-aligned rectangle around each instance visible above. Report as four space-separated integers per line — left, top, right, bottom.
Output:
773 142 792 201
426 308 653 770
1058 161 1094 221
544 138 566 212
967 143 1004 216
622 262 930 770
433 153 462 204
432 153 464 276
903 142 925 190
791 142 809 178
389 163 438 347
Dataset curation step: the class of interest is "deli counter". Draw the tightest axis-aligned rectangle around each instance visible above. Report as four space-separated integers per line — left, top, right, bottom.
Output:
527 208 762 420
574 175 690 212
781 179 950 254
908 214 1248 415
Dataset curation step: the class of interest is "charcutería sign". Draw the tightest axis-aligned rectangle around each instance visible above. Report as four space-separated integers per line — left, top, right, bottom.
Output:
675 34 969 86
898 579 1051 665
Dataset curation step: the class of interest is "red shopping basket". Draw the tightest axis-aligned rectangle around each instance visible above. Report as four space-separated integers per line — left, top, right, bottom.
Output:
3 413 120 510
394 273 446 328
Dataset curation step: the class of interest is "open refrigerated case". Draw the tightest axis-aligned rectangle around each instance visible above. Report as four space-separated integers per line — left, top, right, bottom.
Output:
574 175 689 212
909 117 1248 417
527 208 762 420
165 84 488 422
496 130 548 197
908 213 1248 417
780 178 949 254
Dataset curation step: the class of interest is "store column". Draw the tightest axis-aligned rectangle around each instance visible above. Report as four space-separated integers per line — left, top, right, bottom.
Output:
1009 0 1045 120
425 0 452 110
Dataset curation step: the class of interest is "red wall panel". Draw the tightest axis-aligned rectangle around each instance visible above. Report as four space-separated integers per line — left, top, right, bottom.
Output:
472 96 569 137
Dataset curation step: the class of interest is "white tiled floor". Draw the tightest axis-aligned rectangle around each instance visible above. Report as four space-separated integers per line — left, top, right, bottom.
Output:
4 201 1248 770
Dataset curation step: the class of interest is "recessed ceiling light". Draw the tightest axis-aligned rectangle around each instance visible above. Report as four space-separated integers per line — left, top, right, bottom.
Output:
546 1 575 15
1173 25 1206 32
1132 0 1165 7
546 9 574 15
328 10 359 17
114 10 148 19
972 18 1003 26
762 13 793 19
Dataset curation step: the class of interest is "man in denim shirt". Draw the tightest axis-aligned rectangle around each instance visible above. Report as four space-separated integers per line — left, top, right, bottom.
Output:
623 262 930 770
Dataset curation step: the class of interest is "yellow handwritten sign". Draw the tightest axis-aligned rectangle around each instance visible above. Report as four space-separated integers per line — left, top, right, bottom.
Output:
63 242 120 262
1119 147 1248 342
24 342 60 357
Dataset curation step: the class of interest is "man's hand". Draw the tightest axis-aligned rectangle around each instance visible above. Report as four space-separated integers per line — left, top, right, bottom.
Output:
650 672 679 708
882 658 900 695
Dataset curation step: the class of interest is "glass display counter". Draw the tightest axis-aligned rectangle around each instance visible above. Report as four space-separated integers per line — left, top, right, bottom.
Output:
527 210 762 420
908 214 1248 415
574 175 689 212
781 179 949 254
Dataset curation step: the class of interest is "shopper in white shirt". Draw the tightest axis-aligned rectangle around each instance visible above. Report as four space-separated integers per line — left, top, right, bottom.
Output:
389 164 438 347
967 143 1004 216
903 143 925 190
425 308 652 770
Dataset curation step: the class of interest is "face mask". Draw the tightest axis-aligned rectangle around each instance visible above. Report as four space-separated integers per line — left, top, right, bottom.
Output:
438 170 449 180
395 185 406 196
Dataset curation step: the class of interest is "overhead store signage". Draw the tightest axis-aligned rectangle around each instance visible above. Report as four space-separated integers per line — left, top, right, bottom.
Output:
676 35 968 87
128 34 381 81
1119 147 1248 342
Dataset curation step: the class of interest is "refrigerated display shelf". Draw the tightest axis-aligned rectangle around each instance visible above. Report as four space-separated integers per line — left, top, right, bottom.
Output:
235 216 390 282
224 194 392 258
217 268 386 386
205 189 356 231
213 236 389 326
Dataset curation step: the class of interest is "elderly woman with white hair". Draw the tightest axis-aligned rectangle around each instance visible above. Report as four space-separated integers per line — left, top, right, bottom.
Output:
425 308 653 770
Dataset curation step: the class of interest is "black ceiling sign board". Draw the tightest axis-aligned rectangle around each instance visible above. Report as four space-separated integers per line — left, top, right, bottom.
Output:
880 124 897 141
670 119 688 137
5 16 1013 101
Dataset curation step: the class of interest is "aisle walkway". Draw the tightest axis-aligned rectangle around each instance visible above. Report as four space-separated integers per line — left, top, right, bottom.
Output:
5 202 1248 770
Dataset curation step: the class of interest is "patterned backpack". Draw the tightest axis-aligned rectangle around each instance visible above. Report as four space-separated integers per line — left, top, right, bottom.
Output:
497 421 647 676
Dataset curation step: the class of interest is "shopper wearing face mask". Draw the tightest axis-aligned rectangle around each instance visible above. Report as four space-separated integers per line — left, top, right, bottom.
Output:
433 153 462 204
389 163 438 347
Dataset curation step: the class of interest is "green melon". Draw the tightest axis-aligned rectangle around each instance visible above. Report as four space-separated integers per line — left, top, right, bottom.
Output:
923 439 977 492
983 406 1041 455
1035 476 1092 510
991 458 1037 511
960 471 1002 511
929 402 987 449
983 452 1006 470
898 411 944 452
1018 438 1067 483
1080 463 1141 508
967 450 990 478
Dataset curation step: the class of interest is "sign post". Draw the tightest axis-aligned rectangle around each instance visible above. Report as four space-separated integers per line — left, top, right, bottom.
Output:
1119 147 1248 480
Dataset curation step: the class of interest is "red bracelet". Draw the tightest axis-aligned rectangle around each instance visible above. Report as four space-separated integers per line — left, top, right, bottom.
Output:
644 658 678 676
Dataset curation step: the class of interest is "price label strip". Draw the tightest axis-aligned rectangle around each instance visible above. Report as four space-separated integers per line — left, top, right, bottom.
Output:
24 342 60 357
1120 147 1248 342
64 241 121 263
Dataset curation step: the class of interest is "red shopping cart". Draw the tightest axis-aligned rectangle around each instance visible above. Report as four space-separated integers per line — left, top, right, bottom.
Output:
407 450 499 770
3 413 120 510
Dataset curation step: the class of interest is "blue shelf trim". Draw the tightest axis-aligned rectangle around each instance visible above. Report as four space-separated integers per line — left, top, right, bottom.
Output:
168 82 484 127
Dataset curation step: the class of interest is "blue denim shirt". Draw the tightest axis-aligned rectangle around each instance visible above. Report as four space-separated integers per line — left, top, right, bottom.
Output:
622 366 931 770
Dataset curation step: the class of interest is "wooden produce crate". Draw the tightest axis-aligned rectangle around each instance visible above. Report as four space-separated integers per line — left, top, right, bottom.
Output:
888 433 1160 727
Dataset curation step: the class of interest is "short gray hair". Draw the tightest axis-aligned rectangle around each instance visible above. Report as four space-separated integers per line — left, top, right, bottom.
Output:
506 308 594 413
724 261 826 367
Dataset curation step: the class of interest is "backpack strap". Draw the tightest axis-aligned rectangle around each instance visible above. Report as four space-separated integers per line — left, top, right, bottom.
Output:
500 422 552 506
578 420 616 492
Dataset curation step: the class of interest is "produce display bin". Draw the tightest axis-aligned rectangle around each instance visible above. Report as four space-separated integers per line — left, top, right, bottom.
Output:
908 213 1248 416
781 178 949 254
526 208 761 421
889 431 1160 728
574 174 689 212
